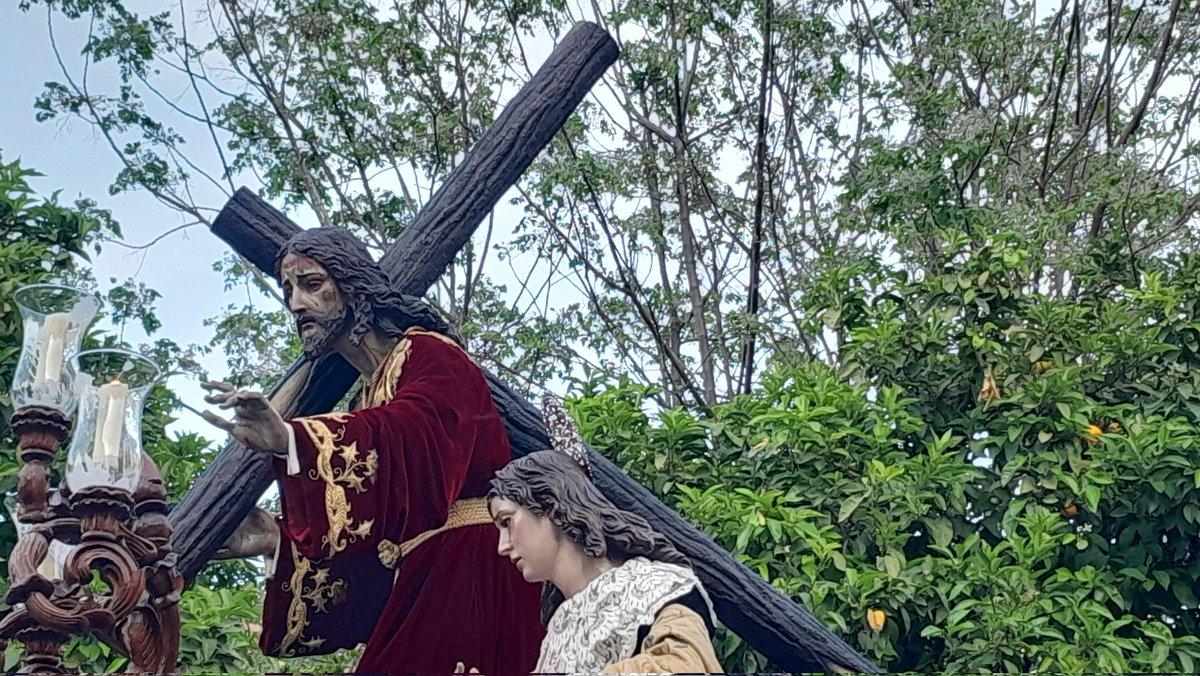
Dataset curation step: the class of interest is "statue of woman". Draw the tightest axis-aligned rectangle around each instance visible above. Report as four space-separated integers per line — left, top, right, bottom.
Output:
485 403 723 673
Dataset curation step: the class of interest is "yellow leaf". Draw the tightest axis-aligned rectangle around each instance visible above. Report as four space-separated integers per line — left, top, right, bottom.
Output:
977 365 1000 406
867 608 887 632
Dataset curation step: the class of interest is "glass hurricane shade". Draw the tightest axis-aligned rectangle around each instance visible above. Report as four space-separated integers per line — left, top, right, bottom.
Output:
65 349 160 493
10 284 101 413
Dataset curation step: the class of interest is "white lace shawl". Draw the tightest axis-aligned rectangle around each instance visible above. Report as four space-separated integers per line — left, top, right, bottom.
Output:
534 557 715 674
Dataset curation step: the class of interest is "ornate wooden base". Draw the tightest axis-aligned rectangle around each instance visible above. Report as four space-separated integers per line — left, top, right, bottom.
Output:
10 407 71 524
68 486 133 537
4 616 68 674
0 453 182 674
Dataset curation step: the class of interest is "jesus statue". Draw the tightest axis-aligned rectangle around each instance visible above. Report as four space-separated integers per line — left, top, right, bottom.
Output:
201 226 544 674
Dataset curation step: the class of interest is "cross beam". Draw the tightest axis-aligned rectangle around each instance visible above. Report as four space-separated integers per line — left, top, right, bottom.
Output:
168 21 878 674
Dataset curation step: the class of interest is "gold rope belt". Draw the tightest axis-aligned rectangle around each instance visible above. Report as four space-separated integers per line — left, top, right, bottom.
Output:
398 497 492 558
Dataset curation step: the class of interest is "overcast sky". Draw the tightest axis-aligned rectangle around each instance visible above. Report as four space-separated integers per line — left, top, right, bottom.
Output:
2 2 260 442
1 3 577 450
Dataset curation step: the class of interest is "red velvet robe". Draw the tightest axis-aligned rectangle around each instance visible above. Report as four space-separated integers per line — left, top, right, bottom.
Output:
259 329 544 675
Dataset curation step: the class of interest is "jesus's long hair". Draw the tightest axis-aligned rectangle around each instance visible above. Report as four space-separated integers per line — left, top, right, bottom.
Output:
488 450 691 625
274 227 461 346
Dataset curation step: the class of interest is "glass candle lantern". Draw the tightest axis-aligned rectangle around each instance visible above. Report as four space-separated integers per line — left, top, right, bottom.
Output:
65 350 160 494
10 284 101 414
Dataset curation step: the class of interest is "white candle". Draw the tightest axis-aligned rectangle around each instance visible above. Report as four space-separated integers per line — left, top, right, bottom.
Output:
93 381 129 464
35 313 70 384
37 549 59 580
42 540 74 580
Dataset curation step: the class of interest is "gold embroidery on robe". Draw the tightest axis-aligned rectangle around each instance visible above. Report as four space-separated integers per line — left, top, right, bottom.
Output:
377 539 402 569
357 328 474 410
294 414 379 556
276 543 349 657
360 337 413 409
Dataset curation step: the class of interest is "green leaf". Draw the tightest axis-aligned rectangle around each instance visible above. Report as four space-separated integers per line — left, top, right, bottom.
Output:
829 551 847 572
947 600 977 626
1056 402 1072 419
881 553 903 578
823 308 842 328
1153 570 1171 589
838 492 868 523
928 518 953 547
1151 641 1169 668
1172 579 1199 606
735 527 752 554
766 519 783 541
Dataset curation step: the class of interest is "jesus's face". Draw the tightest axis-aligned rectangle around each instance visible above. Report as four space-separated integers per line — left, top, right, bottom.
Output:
280 253 351 357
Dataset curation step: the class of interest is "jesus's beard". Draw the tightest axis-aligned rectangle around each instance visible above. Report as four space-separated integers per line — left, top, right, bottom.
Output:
297 305 351 358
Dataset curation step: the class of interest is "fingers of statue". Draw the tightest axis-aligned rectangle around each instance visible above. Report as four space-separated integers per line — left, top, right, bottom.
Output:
216 390 257 410
208 389 270 419
200 409 236 432
200 380 235 397
201 381 238 406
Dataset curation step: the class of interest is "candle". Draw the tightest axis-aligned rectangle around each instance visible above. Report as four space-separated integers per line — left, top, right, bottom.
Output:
93 380 129 464
37 547 59 580
42 540 74 580
35 312 70 384
10 517 65 580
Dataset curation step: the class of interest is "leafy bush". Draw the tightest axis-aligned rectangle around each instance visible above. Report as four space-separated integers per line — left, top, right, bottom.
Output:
571 234 1200 673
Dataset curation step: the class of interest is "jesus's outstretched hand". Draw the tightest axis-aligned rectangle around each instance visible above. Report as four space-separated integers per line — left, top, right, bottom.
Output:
200 380 290 454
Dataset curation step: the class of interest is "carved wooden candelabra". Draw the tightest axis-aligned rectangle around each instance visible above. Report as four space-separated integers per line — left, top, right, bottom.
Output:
0 435 183 674
1 288 181 674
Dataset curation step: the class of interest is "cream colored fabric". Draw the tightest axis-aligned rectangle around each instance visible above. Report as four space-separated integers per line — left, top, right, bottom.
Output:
535 557 719 674
602 603 724 674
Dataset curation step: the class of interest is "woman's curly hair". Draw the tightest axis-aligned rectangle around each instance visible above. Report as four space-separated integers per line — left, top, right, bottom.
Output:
274 227 461 346
488 450 690 625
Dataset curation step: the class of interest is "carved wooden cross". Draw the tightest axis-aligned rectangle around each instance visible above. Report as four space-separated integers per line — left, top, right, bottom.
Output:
167 22 876 674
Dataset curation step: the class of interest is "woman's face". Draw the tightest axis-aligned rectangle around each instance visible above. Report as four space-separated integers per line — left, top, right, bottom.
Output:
490 497 562 583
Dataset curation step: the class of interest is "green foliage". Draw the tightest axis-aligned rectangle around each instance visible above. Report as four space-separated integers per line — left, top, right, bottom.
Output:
176 584 361 675
572 235 1200 672
0 151 116 604
0 154 285 672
